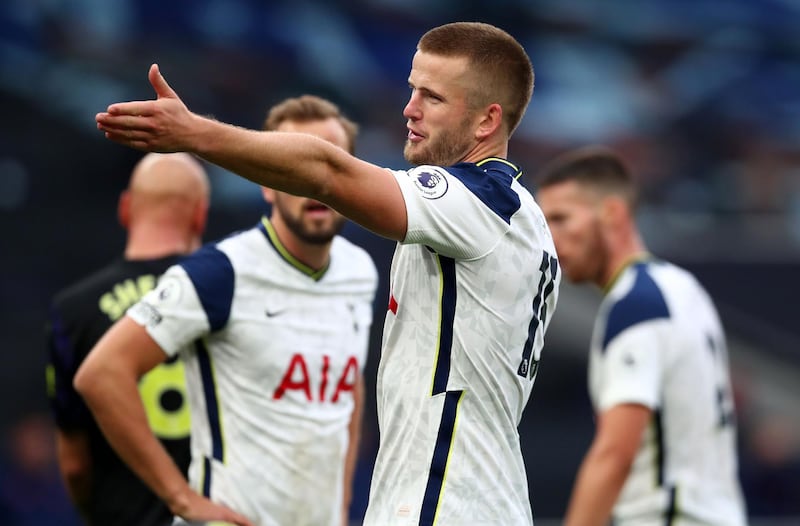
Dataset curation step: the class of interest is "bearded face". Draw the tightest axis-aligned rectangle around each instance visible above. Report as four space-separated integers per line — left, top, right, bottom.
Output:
536 181 609 286
271 193 346 245
403 51 480 167
404 110 476 167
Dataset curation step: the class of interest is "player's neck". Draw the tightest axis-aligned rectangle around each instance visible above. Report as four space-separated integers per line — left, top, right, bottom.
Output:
601 233 648 292
268 220 331 271
461 137 508 165
279 236 331 271
125 227 196 260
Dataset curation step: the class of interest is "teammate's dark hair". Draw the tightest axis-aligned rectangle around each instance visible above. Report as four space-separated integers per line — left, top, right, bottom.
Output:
536 146 639 210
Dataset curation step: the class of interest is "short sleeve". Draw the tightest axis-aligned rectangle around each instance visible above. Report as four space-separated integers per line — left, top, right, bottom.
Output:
391 166 513 259
595 321 668 411
127 246 234 356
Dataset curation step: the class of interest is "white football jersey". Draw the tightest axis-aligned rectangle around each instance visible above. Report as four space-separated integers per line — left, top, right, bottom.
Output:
589 259 746 525
128 218 378 526
363 159 560 525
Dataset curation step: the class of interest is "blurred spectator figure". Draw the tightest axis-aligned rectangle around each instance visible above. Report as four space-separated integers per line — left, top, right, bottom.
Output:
0 413 80 526
734 138 799 215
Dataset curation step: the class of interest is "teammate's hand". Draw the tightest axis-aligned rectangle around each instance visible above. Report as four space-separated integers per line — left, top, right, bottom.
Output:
95 64 198 153
170 488 255 526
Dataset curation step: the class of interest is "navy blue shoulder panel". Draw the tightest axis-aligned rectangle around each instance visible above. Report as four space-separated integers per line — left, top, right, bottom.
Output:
448 159 521 224
602 263 670 351
178 243 235 332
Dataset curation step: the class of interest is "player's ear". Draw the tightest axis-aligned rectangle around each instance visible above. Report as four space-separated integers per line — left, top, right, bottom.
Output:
261 186 275 204
475 103 502 140
118 190 131 229
600 195 627 228
193 198 209 235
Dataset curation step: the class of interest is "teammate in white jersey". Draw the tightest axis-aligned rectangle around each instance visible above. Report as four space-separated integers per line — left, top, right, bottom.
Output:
93 22 561 525
535 146 747 526
76 96 379 526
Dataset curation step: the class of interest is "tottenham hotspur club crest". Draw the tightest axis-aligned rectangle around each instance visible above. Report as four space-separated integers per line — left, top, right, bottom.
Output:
413 168 448 199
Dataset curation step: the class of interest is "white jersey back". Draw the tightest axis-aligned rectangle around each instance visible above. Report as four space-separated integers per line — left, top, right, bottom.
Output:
589 259 746 525
128 218 378 526
364 159 560 525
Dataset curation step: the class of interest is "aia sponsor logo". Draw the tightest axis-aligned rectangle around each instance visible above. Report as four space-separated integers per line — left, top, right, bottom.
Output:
272 354 359 402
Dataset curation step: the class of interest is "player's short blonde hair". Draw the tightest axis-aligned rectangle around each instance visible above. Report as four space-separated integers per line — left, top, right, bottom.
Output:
418 22 534 137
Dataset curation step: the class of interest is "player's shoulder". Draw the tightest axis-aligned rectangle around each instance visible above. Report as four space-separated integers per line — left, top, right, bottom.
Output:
643 259 708 300
410 160 525 224
52 258 174 309
180 221 267 269
51 264 109 308
212 222 263 255
602 261 672 341
611 261 668 302
608 258 713 318
161 242 237 331
601 259 718 350
175 240 235 277
331 236 379 279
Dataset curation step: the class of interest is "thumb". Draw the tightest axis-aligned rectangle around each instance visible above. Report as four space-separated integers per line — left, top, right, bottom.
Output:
149 63 178 99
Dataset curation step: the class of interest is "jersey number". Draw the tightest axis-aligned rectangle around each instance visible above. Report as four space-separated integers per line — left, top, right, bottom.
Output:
517 250 559 379
707 334 735 428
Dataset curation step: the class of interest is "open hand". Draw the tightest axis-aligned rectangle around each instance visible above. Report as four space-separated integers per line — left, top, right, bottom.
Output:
95 64 198 153
170 488 255 526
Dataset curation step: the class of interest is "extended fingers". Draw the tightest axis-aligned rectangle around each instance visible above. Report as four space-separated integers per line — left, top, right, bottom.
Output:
106 100 156 117
100 129 154 151
95 114 146 132
95 83 189 152
97 122 171 152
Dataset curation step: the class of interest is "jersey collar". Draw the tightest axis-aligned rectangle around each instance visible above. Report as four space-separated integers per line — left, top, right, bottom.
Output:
603 252 652 294
258 217 330 281
475 157 523 181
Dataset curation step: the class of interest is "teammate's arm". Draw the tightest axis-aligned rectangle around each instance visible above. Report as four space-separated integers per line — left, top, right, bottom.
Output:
54 430 92 519
563 403 650 526
96 64 408 241
74 316 254 526
342 373 365 526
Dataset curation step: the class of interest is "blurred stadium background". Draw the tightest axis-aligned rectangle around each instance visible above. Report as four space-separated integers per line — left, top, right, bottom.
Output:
1 0 799 524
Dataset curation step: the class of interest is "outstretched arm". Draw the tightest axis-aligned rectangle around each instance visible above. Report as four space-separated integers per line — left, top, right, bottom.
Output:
96 64 407 241
563 403 650 526
74 316 254 526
